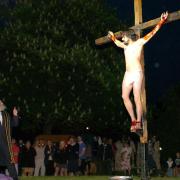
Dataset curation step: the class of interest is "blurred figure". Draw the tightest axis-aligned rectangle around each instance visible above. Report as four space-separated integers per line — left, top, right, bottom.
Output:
0 100 19 180
11 138 20 175
174 152 180 177
166 157 174 177
18 139 25 176
34 139 45 176
54 141 68 176
97 137 113 175
152 136 161 175
128 137 136 168
66 137 79 176
21 140 36 176
44 140 55 176
147 139 156 175
115 140 123 172
120 142 132 175
77 136 86 175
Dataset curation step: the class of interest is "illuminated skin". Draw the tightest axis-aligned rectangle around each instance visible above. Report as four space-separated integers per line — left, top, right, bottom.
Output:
108 12 168 132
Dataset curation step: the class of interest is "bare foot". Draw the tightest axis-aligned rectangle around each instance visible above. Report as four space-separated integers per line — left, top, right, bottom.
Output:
136 121 142 130
130 120 137 132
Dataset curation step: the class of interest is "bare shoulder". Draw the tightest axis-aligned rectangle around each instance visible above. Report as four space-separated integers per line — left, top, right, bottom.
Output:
136 38 145 46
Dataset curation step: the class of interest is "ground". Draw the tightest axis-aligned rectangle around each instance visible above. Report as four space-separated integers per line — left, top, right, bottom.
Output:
18 176 180 180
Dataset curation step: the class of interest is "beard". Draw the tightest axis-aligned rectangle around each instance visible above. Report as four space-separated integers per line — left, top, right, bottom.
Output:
123 41 129 45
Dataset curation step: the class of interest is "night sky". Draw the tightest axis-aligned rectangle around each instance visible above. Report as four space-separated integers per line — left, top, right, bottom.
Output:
107 0 180 104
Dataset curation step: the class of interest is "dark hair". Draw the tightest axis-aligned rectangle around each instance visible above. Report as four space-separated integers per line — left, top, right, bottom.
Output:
122 30 138 41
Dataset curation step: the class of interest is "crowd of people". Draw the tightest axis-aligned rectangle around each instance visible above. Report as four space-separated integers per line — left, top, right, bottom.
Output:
2 135 180 177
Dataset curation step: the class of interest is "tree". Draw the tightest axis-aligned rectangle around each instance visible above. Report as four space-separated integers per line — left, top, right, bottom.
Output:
149 84 180 161
0 0 128 135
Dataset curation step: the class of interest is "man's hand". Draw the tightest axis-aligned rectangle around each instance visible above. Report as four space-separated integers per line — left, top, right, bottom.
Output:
13 107 18 116
108 31 115 41
161 11 168 21
11 156 15 164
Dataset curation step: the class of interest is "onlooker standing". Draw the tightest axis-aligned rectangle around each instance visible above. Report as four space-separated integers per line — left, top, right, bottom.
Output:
54 141 68 176
34 139 45 176
97 137 113 175
115 140 123 172
0 102 19 180
44 140 55 176
174 152 180 177
120 142 132 175
21 141 36 176
147 139 156 175
166 157 174 177
67 137 79 176
152 136 161 174
84 143 93 175
128 137 136 168
18 139 25 176
11 138 20 175
77 136 86 175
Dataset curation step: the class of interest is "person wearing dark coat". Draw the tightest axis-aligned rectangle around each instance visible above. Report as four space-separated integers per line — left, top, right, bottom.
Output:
20 141 36 176
44 140 56 176
0 100 19 180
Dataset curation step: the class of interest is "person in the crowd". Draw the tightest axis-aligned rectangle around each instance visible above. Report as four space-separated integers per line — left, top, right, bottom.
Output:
44 140 55 176
66 137 79 176
115 139 123 172
11 138 20 175
174 152 180 177
120 142 132 175
97 137 113 175
54 141 68 176
21 140 36 176
77 136 86 175
34 139 45 176
0 100 19 180
166 157 174 177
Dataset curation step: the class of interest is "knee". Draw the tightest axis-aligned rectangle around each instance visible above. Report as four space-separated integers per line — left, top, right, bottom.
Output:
134 95 141 104
122 93 129 102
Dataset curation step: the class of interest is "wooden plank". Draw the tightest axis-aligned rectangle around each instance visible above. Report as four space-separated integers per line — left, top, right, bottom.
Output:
131 10 180 30
95 10 180 45
95 31 124 45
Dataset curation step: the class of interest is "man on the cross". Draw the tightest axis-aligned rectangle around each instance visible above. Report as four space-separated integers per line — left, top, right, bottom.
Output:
108 12 168 132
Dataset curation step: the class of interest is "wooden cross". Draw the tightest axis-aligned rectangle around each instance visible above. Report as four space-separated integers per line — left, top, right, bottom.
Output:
95 0 180 144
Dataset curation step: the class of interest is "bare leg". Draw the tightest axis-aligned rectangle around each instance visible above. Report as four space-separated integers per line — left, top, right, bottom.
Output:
133 72 143 128
122 82 136 122
54 166 60 176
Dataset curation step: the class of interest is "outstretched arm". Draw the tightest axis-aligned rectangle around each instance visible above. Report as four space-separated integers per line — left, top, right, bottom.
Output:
108 31 126 49
11 107 19 127
140 12 168 44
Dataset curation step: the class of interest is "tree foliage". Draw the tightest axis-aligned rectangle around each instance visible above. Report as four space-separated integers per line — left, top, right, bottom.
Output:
0 0 128 135
149 84 180 160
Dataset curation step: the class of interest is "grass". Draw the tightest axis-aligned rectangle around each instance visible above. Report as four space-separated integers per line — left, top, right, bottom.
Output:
18 176 180 180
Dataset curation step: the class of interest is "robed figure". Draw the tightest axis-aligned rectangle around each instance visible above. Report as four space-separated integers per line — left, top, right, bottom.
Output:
0 100 19 180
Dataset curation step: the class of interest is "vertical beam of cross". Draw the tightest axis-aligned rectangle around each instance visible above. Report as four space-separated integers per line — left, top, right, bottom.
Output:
134 0 148 143
134 1 149 180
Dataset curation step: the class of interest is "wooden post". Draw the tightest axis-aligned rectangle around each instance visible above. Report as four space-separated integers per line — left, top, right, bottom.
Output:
134 1 148 180
134 0 148 144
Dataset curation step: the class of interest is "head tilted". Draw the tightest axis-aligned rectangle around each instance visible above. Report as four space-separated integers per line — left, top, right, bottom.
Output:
122 30 139 43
